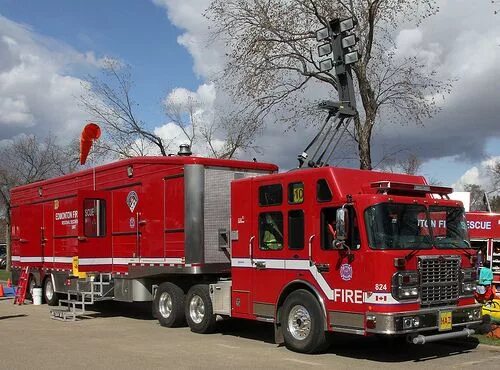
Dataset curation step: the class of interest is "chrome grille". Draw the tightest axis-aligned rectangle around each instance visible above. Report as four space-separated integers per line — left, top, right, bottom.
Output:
419 256 460 307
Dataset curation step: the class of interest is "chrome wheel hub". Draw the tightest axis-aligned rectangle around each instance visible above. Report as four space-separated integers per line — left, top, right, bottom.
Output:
189 294 205 324
158 292 173 319
288 305 311 340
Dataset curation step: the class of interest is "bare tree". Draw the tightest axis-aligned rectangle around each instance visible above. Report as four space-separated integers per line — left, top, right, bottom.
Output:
201 112 264 159
207 0 451 169
379 152 422 175
0 134 78 271
80 59 172 158
82 59 263 159
490 159 500 190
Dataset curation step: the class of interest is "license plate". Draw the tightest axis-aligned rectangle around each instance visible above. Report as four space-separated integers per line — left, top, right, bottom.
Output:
439 311 452 331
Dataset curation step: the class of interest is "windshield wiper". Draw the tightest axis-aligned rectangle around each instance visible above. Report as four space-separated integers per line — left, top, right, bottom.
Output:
404 248 420 261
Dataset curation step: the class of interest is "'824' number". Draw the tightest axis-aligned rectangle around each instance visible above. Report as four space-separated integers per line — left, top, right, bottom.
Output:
375 283 387 291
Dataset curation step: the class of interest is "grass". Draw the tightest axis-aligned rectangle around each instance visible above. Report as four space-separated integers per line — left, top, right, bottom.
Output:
474 334 500 346
0 270 11 281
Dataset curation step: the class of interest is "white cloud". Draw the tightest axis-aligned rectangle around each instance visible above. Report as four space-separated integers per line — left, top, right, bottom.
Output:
0 15 102 141
152 0 224 79
153 83 225 156
453 156 500 191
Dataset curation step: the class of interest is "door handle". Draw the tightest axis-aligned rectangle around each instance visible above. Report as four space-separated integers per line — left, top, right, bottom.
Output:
77 236 87 242
255 261 266 269
249 236 255 261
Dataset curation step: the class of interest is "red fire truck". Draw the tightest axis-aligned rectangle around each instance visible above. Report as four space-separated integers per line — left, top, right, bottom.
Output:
11 149 482 353
467 211 500 287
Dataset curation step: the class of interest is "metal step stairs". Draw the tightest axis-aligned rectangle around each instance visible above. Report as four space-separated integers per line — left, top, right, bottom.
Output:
50 273 113 321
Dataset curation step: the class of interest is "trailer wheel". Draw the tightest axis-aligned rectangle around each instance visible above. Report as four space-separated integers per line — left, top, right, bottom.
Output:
26 275 36 301
154 282 186 327
185 284 216 334
43 276 59 306
281 289 328 354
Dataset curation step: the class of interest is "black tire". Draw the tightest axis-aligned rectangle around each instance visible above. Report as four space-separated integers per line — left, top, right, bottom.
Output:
153 282 186 327
43 276 59 306
185 284 216 334
26 275 36 301
281 289 328 354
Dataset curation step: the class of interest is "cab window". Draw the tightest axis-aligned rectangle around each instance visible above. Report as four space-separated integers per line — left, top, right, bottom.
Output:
84 198 106 237
321 206 360 250
317 179 332 202
259 184 282 206
259 212 283 250
288 210 304 250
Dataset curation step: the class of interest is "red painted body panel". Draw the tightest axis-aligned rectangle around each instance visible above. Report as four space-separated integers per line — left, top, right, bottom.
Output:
230 166 478 325
466 212 500 239
11 156 277 275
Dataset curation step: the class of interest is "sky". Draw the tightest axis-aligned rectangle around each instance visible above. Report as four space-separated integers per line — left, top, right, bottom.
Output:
0 0 499 190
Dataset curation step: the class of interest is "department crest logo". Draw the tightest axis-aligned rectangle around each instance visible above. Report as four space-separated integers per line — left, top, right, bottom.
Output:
340 263 353 281
126 191 138 212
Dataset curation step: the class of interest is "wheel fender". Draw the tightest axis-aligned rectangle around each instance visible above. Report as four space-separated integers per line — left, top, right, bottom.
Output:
276 280 328 331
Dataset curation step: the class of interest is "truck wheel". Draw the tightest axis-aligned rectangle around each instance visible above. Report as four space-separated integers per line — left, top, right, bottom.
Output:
185 284 216 334
43 276 59 306
281 289 328 353
26 275 36 300
154 282 186 327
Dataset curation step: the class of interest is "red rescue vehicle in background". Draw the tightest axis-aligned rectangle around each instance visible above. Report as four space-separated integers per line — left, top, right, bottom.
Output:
11 146 482 353
467 211 500 287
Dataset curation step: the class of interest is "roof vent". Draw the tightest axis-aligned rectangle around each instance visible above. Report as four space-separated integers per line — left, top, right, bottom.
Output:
178 144 192 156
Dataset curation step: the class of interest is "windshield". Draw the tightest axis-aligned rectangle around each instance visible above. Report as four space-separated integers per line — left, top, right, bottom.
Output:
365 203 432 249
428 206 469 248
365 203 470 250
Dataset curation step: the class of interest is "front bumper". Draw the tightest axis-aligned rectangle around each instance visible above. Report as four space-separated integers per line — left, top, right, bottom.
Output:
366 303 482 335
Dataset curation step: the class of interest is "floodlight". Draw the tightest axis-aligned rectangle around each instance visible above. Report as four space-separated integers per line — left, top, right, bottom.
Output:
319 58 334 72
344 51 359 65
318 42 332 57
341 34 357 49
316 27 329 41
340 18 355 33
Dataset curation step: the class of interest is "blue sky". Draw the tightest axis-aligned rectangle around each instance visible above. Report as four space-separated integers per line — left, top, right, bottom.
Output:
1 0 198 126
0 0 499 189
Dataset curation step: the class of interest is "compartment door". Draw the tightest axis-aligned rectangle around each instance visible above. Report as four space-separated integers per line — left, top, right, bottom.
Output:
77 190 111 272
164 174 185 259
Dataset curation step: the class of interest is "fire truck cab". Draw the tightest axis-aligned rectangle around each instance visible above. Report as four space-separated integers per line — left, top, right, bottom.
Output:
228 166 481 351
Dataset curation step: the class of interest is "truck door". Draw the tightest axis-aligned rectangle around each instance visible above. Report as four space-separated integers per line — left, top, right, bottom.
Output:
312 180 365 313
111 185 143 271
251 181 285 319
164 174 184 258
17 204 44 267
42 202 54 269
77 190 111 272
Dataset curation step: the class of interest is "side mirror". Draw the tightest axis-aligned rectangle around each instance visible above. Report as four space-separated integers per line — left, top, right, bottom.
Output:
336 207 349 241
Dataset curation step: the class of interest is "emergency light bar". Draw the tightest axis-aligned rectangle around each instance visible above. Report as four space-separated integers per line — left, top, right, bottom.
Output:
370 181 453 196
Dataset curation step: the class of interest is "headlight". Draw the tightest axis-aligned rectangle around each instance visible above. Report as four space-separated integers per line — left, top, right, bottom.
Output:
392 271 419 301
461 268 477 296
462 268 477 282
397 286 419 298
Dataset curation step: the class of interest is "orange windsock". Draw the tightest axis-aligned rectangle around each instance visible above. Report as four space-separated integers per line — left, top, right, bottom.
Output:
80 123 101 165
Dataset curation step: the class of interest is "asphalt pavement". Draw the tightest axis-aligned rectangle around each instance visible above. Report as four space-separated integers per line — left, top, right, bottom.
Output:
1 298 499 369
